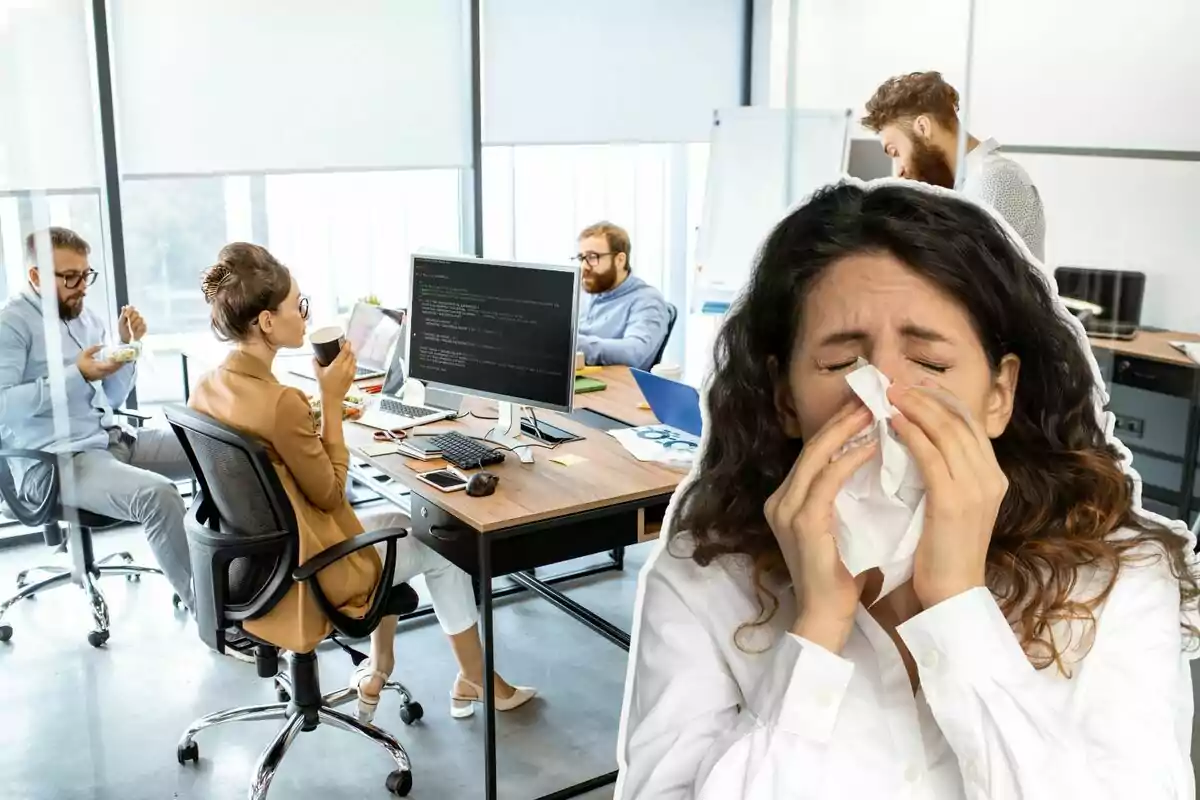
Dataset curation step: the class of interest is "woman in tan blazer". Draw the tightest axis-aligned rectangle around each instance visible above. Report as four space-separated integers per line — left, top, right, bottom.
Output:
190 243 534 722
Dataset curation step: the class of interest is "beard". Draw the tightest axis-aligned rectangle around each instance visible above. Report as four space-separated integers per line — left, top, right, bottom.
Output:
583 268 619 294
58 294 85 320
907 136 956 189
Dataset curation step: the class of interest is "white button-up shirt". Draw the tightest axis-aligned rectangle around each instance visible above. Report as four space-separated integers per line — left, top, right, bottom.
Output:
960 138 1046 263
616 532 1194 799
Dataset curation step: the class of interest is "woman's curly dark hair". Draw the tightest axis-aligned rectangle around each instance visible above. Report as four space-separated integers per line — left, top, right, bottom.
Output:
674 181 1199 669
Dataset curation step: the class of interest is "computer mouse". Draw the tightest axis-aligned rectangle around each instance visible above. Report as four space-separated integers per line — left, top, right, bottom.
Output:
466 471 499 497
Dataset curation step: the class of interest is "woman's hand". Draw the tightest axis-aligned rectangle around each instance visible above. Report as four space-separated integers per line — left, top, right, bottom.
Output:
764 401 878 654
887 382 1008 609
316 342 358 403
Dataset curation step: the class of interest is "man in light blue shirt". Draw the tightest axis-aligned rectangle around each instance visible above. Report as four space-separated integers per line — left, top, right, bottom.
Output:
573 221 671 371
0 227 194 610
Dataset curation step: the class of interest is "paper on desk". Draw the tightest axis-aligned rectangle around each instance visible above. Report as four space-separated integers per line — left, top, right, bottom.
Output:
610 424 698 467
361 442 401 457
550 453 588 467
1170 341 1200 366
834 362 927 602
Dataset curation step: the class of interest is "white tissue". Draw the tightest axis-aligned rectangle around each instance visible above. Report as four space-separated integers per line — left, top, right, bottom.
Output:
833 361 926 602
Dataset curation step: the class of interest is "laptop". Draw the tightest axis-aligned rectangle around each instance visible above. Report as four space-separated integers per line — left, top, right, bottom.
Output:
291 303 405 381
630 369 703 437
1054 267 1146 340
356 327 462 431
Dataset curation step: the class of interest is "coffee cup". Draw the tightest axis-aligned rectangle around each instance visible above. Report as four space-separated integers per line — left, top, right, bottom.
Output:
309 326 345 367
651 363 683 381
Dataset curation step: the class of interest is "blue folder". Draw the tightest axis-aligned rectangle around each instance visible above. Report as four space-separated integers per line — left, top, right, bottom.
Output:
630 369 703 438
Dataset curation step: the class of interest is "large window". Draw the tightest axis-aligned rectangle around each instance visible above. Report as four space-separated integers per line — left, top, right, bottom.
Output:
482 143 710 369
266 170 463 320
483 144 671 287
0 192 111 323
107 2 474 408
124 170 465 407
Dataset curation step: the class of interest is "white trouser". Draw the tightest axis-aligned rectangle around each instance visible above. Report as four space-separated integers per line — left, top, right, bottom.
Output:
361 510 479 636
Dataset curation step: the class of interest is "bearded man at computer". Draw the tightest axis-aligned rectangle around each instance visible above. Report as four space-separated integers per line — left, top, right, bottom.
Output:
573 222 670 371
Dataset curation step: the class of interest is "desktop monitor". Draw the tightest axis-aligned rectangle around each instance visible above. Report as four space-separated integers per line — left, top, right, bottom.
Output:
407 254 580 414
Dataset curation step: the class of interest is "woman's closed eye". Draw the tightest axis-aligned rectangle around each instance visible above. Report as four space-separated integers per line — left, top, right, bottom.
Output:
819 358 950 373
914 359 950 373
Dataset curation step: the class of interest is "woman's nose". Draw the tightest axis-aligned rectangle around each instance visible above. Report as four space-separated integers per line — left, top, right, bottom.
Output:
866 353 917 387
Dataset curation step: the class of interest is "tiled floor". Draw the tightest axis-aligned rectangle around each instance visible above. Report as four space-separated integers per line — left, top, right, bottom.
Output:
0 526 651 799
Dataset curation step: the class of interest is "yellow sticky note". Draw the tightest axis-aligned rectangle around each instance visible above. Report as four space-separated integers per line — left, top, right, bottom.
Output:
550 454 588 467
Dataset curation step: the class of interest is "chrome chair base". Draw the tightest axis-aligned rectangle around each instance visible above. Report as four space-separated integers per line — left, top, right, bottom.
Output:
177 667 415 798
0 547 167 646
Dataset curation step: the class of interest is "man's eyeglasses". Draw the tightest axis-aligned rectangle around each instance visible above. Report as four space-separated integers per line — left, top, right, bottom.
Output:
56 269 98 289
572 252 615 268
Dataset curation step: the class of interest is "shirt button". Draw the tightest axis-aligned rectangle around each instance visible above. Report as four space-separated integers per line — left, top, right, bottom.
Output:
815 688 834 707
963 760 979 783
920 650 940 670
904 764 920 783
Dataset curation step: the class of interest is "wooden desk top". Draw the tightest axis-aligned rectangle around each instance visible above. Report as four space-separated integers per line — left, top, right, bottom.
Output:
1087 330 1200 369
179 349 686 533
346 367 684 534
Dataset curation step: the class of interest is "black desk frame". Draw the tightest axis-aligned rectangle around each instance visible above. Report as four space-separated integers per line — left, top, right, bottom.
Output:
407 492 666 800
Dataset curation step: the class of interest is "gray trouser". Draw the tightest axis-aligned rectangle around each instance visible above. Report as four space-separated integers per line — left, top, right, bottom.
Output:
23 429 195 609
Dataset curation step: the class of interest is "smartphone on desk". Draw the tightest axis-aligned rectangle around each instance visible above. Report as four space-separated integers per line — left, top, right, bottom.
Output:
415 467 469 493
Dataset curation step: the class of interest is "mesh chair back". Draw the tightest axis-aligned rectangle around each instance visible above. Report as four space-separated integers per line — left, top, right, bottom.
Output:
651 302 679 367
181 428 283 537
0 443 22 521
165 405 296 608
0 437 59 529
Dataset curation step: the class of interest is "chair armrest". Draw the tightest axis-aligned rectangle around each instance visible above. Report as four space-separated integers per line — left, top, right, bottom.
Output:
116 408 152 428
292 526 408 583
0 449 57 466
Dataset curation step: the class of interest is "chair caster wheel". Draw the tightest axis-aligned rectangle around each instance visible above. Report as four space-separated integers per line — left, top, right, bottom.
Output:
385 769 413 796
87 630 109 648
399 702 423 725
0 624 11 642
177 741 199 764
172 594 182 608
126 574 141 582
15 571 27 588
276 686 291 702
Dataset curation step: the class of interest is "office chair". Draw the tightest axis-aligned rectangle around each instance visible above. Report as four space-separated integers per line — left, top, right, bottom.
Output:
651 302 679 368
165 405 420 798
0 412 177 647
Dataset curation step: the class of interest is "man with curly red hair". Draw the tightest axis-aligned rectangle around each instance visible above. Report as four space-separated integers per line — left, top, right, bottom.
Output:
863 70 1046 261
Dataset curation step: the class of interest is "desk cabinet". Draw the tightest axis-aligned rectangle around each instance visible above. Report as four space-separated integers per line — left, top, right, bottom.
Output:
1094 349 1200 524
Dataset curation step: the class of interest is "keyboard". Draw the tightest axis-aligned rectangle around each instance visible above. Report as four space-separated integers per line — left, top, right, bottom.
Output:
428 431 505 470
355 366 381 378
379 397 439 419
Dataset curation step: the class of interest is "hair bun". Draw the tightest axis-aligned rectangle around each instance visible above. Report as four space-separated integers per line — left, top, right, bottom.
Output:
201 259 237 303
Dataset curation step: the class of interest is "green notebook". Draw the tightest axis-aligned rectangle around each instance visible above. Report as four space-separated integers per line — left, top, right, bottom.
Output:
574 375 607 394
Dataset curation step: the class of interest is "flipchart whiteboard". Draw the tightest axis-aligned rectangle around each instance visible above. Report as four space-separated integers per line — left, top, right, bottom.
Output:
695 107 852 312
